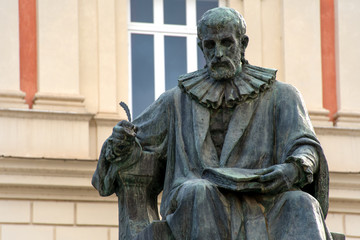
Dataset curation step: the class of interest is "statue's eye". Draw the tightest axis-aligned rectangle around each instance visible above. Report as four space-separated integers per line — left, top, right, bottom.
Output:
221 38 234 47
204 40 215 49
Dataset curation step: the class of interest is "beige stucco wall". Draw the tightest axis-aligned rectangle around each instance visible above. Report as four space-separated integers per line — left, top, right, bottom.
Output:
0 0 359 239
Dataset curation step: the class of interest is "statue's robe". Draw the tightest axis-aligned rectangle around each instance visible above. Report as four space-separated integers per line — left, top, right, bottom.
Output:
93 64 332 240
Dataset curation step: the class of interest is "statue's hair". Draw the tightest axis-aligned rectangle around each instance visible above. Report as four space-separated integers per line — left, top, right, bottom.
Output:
197 7 248 64
197 7 246 41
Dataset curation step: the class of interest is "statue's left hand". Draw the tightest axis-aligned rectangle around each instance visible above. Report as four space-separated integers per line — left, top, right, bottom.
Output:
256 163 300 194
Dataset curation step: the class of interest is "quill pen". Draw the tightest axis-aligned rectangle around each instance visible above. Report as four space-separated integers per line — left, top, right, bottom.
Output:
119 101 142 151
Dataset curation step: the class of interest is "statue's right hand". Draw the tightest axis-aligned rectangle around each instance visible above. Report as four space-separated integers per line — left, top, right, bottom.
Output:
105 120 138 161
112 120 137 142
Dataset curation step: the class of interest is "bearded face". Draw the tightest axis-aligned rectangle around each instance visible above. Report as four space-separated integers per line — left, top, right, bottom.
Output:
207 50 241 80
201 24 246 81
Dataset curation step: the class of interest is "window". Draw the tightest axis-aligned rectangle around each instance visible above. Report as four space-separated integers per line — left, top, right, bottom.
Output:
129 0 223 117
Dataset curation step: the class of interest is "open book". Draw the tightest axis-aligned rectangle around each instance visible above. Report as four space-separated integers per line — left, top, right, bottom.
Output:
202 167 263 192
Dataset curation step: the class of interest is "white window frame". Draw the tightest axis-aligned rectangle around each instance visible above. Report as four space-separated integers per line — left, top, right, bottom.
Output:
128 0 226 111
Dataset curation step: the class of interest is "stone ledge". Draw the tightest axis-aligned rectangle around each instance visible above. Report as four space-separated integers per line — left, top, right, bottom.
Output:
33 92 87 113
334 111 360 128
0 90 28 109
309 109 333 127
0 108 94 121
314 126 360 136
0 155 97 176
0 156 116 202
0 157 359 205
330 172 360 191
0 110 93 158
329 172 360 214
314 127 360 172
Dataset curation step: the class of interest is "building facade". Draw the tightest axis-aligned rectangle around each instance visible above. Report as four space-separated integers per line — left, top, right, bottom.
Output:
0 0 359 239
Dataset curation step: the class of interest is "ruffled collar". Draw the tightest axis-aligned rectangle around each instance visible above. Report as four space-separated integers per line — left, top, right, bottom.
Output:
178 64 277 109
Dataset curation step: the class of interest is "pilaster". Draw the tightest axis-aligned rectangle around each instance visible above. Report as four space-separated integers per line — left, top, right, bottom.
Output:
283 0 331 127
0 0 27 109
334 0 360 128
34 0 86 112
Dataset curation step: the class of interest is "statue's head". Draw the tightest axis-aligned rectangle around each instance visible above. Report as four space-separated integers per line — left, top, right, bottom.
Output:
198 7 249 81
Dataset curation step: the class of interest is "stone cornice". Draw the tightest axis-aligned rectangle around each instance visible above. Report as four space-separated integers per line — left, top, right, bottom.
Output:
328 172 360 213
0 156 359 211
0 156 117 202
0 108 94 121
94 113 123 126
314 126 360 136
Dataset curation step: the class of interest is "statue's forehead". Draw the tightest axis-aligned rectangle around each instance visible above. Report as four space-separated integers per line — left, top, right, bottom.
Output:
201 24 237 39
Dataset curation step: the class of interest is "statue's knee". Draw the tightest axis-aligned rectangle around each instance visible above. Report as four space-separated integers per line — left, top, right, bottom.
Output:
179 179 217 200
282 191 320 210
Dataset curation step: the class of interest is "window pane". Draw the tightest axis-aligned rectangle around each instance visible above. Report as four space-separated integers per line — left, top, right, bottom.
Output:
131 34 155 118
196 0 218 22
131 0 153 23
197 44 206 69
164 0 186 25
165 36 187 90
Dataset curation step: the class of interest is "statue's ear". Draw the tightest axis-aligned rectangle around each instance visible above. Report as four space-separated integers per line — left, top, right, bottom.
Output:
198 40 203 51
241 35 249 49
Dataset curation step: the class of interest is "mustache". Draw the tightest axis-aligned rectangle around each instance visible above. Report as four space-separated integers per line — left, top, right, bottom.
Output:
209 58 235 70
210 58 231 66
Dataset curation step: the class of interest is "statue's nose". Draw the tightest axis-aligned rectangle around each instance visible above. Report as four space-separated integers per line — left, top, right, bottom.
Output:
215 46 224 59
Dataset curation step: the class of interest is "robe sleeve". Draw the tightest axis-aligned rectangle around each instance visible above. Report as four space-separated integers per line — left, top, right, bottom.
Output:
274 82 330 216
274 83 321 187
92 90 174 196
285 145 319 188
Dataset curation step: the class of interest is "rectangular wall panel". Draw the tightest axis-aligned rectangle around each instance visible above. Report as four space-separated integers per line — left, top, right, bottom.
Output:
336 0 360 113
37 0 80 94
97 0 118 113
283 0 324 112
0 0 20 91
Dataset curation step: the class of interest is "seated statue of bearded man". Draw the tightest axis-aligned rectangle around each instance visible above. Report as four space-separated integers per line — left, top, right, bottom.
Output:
93 7 333 240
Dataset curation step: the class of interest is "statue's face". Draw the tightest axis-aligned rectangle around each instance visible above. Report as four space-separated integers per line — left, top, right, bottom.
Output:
201 24 245 81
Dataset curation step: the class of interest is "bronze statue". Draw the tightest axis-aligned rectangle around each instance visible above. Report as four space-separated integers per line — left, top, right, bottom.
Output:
93 7 335 240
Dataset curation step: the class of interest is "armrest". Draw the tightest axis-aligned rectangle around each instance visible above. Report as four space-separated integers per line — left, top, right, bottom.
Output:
116 155 165 240
331 232 346 240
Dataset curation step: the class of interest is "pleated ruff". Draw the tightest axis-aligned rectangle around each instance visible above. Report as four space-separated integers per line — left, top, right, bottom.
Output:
178 64 278 109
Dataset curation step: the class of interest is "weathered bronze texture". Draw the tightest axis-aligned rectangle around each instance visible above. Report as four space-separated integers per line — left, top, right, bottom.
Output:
93 7 342 240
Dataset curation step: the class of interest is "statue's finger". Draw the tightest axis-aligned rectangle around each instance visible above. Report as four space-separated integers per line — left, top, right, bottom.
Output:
113 126 136 138
113 138 134 146
253 167 272 175
133 125 138 133
259 170 279 182
118 120 135 129
113 144 133 156
112 128 125 138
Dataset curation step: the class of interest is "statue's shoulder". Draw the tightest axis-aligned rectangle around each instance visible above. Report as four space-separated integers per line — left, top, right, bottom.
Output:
272 81 306 105
272 79 301 94
156 87 178 103
154 85 183 108
272 80 297 91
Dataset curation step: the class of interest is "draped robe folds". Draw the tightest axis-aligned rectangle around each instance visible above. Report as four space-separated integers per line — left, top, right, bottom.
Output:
92 65 331 240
